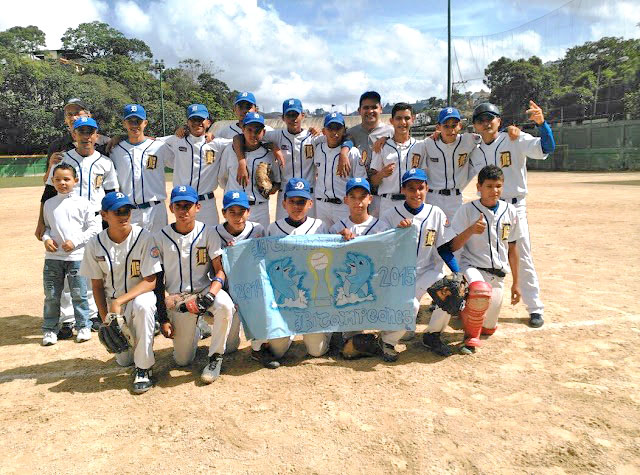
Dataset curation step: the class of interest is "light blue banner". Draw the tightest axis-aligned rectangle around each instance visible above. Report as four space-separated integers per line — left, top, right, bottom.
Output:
222 228 418 340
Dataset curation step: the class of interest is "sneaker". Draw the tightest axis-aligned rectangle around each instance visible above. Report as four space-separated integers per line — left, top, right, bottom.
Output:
133 367 153 394
422 332 452 357
201 354 223 384
460 345 476 355
400 330 415 341
198 318 212 339
76 327 92 343
90 317 101 332
251 344 280 369
42 331 58 346
378 339 399 363
57 324 74 340
529 313 544 328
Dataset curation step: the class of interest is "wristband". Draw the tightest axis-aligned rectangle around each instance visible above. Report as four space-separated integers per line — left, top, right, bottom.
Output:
212 277 225 286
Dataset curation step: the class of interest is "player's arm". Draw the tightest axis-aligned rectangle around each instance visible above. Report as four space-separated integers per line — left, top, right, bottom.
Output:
109 275 157 315
370 153 394 187
507 241 521 304
92 279 109 322
336 139 355 178
231 134 250 187
450 214 486 251
42 206 57 252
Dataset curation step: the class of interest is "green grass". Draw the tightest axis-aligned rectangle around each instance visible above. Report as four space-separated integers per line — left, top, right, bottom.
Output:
0 176 46 188
584 180 640 186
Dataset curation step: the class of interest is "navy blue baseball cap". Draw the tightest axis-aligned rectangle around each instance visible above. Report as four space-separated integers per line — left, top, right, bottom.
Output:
438 107 461 124
345 177 371 195
170 185 198 204
243 112 265 126
64 98 89 110
123 104 146 120
223 190 250 210
284 178 312 200
73 117 98 130
282 98 303 115
401 168 428 185
187 104 209 119
235 91 256 105
102 192 133 211
324 112 345 127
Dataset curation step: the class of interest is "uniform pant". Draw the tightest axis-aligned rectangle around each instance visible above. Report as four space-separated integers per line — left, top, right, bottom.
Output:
251 333 331 358
314 200 349 228
114 292 157 370
369 195 381 218
463 268 504 330
248 201 270 231
131 202 168 233
425 191 462 221
510 199 543 315
195 194 219 226
169 289 234 366
379 197 404 219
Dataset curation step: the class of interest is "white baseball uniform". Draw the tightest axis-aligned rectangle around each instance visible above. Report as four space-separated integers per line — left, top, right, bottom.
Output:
313 143 366 227
154 221 234 365
471 131 547 315
110 139 169 232
413 133 479 219
451 199 523 329
218 145 281 231
375 202 455 340
80 225 162 369
215 122 274 139
161 135 231 226
256 217 329 357
370 138 420 218
214 220 266 352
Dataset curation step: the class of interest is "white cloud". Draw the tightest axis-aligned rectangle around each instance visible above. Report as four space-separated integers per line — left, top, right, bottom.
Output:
114 1 151 34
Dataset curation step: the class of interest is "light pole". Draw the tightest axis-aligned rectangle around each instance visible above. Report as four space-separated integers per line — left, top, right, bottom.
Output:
154 59 166 136
447 0 452 106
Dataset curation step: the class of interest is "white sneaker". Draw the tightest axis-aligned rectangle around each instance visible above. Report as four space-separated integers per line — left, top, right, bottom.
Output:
76 327 91 342
42 331 58 346
133 367 153 394
201 354 223 384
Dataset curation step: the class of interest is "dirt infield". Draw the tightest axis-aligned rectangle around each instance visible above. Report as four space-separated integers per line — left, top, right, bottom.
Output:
1 171 639 474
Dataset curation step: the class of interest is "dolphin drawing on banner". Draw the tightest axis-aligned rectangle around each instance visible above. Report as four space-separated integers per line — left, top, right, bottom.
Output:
334 252 375 307
266 257 309 308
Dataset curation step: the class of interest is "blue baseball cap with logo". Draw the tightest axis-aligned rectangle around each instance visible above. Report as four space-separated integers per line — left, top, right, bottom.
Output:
170 185 199 204
73 116 98 130
282 98 303 115
284 178 312 200
438 106 461 124
324 112 345 127
235 91 256 105
102 191 133 211
401 168 428 185
243 112 265 126
123 104 146 120
345 177 371 195
223 190 250 210
186 104 209 119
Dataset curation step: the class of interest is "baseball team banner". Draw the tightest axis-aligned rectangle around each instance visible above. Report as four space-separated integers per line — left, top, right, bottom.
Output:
222 228 418 340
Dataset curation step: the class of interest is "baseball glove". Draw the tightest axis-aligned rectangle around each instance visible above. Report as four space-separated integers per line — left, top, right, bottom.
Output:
427 273 468 316
175 292 216 315
254 161 273 199
98 313 134 354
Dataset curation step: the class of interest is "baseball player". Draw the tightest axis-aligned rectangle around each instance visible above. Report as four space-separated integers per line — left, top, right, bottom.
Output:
471 101 555 328
161 104 232 226
110 104 169 232
41 163 101 346
343 91 395 216
213 91 273 138
374 168 459 360
155 185 235 384
370 103 420 218
249 178 328 368
218 112 281 230
313 112 366 227
80 191 162 393
448 165 522 353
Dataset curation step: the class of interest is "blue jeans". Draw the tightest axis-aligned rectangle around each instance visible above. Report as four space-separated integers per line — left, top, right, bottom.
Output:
42 259 90 332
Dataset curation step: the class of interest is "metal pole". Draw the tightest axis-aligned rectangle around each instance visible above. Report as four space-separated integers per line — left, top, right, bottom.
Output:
592 64 601 118
447 0 452 105
159 61 166 136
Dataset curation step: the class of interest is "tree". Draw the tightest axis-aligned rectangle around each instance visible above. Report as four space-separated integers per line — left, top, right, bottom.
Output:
0 26 46 53
61 21 151 60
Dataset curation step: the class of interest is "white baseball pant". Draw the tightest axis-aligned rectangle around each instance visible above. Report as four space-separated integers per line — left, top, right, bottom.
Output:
248 201 270 230
195 194 219 226
114 292 157 370
131 202 168 233
314 200 349 228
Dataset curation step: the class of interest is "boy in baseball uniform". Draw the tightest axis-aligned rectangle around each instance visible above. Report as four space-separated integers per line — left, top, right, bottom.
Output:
155 185 235 384
218 112 281 230
213 91 274 139
81 192 162 393
370 103 420 218
448 165 522 353
42 163 101 346
110 104 170 232
471 101 554 328
250 178 328 368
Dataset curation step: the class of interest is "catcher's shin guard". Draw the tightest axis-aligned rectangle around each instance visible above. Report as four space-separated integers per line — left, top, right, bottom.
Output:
460 281 492 347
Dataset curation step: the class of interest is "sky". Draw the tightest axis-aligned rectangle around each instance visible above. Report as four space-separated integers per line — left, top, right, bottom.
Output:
1 0 639 113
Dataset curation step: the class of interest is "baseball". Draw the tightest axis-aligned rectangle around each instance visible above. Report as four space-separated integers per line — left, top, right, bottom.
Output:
310 252 329 270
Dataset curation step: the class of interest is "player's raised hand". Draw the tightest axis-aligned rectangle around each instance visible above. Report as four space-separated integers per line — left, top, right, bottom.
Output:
526 100 544 125
397 218 412 228
511 284 521 305
471 215 486 234
339 228 355 241
379 162 395 177
507 125 521 140
308 127 320 137
50 152 64 166
44 239 58 252
372 136 387 153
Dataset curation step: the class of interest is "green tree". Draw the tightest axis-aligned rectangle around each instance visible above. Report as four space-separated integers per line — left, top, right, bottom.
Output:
61 21 151 60
0 25 46 53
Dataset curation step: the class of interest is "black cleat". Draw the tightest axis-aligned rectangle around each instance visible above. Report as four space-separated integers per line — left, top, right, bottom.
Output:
57 324 74 340
378 338 399 362
422 332 452 356
251 345 280 369
529 313 544 328
132 367 153 394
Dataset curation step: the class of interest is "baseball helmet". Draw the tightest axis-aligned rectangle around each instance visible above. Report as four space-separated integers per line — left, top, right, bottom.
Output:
472 103 501 122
